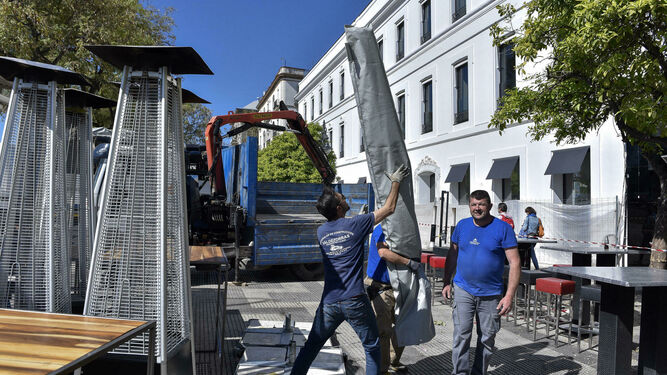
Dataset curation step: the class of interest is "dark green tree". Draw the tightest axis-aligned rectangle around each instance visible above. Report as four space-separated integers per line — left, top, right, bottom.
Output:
0 0 175 127
182 103 212 144
258 123 337 183
490 0 667 266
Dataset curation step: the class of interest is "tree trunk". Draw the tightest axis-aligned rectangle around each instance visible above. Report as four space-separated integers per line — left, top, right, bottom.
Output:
643 150 667 269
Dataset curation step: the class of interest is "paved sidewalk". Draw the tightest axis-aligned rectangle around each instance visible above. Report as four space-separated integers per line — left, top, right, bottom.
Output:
191 268 610 374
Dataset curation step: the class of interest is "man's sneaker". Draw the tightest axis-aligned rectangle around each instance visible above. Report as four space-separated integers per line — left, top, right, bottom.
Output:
389 362 407 372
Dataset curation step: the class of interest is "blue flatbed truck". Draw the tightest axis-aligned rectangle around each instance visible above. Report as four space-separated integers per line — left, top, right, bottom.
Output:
187 118 374 280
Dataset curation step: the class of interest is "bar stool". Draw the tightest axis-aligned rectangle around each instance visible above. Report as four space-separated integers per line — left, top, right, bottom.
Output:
533 277 576 346
577 284 601 352
429 256 446 305
512 269 551 330
421 253 434 277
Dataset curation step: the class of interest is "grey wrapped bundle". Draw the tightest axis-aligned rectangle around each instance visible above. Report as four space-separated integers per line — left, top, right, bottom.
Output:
345 25 435 346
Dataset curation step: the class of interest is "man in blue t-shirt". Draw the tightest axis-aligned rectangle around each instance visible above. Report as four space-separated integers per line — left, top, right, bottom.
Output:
291 165 409 375
364 224 420 374
442 190 520 375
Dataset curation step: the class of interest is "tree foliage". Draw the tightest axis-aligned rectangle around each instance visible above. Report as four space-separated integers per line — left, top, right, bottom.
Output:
490 0 667 253
258 123 337 183
182 103 212 144
0 0 175 127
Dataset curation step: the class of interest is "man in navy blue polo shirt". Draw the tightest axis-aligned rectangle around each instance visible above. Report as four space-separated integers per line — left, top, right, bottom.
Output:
291 165 409 375
442 190 520 375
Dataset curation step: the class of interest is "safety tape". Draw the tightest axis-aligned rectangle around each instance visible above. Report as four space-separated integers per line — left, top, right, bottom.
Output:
416 222 665 252
539 236 664 252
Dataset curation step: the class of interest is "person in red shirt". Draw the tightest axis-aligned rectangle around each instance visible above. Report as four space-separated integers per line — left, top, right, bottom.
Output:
498 202 514 229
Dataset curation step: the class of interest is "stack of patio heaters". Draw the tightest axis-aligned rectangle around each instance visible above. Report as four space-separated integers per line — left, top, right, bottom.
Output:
63 89 116 303
0 57 89 313
83 45 212 373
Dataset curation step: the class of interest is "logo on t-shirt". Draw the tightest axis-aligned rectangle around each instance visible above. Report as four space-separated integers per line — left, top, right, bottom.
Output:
321 230 354 256
469 238 480 246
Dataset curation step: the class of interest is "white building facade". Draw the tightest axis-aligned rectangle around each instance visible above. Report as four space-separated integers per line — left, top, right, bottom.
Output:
257 66 305 149
295 0 627 261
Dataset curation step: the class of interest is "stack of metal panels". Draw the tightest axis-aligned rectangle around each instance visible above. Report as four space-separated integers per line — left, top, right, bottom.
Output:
0 57 88 313
63 89 115 300
239 318 345 374
83 46 212 373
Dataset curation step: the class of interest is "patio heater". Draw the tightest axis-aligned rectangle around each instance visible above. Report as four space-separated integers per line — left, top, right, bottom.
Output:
83 45 212 374
63 89 115 305
0 57 88 313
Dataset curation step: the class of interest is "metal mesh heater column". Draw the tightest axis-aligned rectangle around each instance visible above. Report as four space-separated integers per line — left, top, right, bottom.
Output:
0 57 88 313
84 45 212 373
64 89 115 302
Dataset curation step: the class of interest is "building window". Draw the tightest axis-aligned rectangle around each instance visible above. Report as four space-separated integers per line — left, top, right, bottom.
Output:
458 169 470 203
397 93 406 139
564 151 590 205
378 38 384 62
453 0 466 22
360 130 365 152
339 123 345 158
396 21 405 61
502 162 520 201
422 80 433 134
303 103 307 123
328 80 333 108
454 62 469 124
319 89 323 114
498 43 516 103
421 0 431 44
339 71 345 101
417 172 437 204
308 97 313 121
328 128 333 151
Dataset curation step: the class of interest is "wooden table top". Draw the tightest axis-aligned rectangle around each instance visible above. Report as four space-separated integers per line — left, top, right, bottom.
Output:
190 245 229 265
0 309 149 375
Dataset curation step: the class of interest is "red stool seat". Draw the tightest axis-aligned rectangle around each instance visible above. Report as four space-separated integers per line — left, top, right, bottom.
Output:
552 264 572 267
421 253 434 264
536 277 576 296
429 256 446 269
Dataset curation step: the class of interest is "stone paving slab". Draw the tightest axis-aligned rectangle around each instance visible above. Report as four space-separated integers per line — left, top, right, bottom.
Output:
190 268 640 374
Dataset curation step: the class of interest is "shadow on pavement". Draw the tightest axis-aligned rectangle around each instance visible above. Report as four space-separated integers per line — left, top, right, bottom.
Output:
412 342 584 375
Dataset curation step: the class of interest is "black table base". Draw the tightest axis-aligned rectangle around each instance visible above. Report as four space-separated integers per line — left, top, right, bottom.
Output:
639 286 667 375
599 283 634 375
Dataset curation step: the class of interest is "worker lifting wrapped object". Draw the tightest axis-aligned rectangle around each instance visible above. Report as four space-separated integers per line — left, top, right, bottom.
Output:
0 57 88 313
84 45 213 374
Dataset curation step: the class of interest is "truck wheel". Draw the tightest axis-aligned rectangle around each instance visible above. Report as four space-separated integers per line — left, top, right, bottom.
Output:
289 263 324 281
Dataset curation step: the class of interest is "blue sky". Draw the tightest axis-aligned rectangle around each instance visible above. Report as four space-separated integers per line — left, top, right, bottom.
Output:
149 0 371 115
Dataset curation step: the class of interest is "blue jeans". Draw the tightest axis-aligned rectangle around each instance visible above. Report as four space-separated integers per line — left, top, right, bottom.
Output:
452 284 501 375
291 294 381 375
529 244 539 269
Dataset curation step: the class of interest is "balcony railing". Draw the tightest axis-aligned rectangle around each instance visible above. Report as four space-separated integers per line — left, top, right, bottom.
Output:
421 30 431 44
454 110 468 124
452 6 466 22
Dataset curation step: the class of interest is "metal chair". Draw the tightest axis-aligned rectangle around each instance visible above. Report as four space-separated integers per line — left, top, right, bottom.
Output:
577 284 601 352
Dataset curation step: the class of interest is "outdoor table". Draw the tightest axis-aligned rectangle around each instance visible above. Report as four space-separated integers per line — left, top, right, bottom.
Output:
515 238 557 269
541 246 648 325
0 308 155 375
542 266 667 375
190 245 231 367
541 245 647 267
